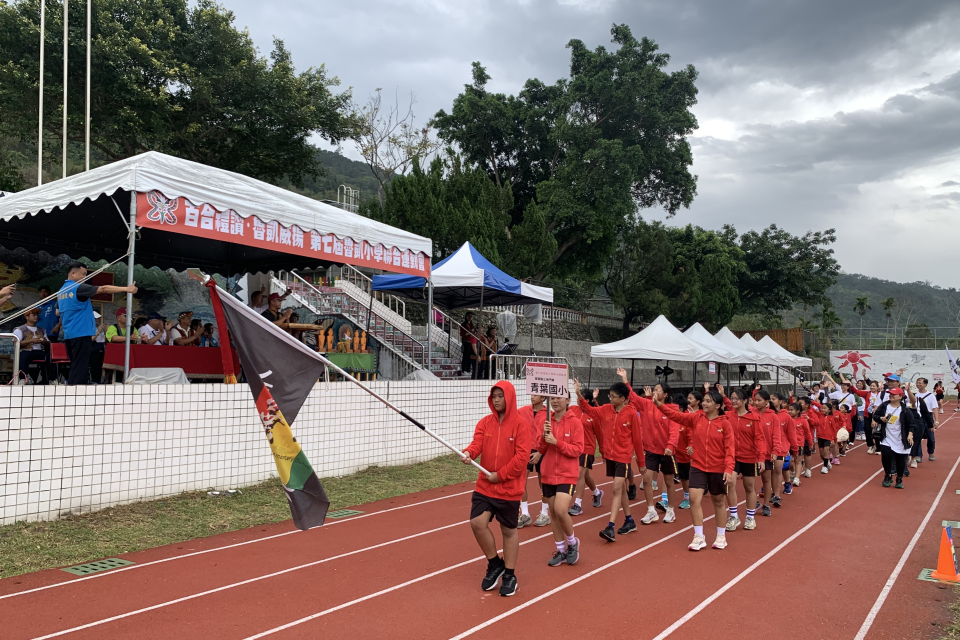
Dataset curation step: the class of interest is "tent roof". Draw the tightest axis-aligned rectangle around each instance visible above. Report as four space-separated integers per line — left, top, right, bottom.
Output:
714 327 770 364
591 315 714 361
682 323 744 364
370 241 553 309
739 333 789 367
0 152 430 273
758 335 812 367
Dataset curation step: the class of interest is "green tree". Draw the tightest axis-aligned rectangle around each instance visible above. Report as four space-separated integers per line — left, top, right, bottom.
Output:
433 24 699 282
727 224 839 320
853 296 871 347
882 297 896 347
0 0 359 187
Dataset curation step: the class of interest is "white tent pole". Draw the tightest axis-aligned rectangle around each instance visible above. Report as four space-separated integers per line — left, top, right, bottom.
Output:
426 278 432 373
123 191 136 378
62 0 67 179
38 0 46 186
84 0 90 171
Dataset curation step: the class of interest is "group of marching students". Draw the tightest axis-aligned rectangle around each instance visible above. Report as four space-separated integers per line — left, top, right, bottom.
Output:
460 366 938 597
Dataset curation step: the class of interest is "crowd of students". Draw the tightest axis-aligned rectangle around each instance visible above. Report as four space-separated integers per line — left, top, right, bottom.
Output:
459 367 939 596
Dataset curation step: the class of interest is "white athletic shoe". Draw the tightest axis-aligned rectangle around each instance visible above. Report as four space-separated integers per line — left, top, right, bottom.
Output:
792 477 801 486
910 459 918 469
534 512 551 527
803 469 812 478
821 466 829 474
712 534 728 550
688 534 707 551
640 509 659 525
867 446 876 455
663 507 676 524
743 516 757 530
725 516 741 532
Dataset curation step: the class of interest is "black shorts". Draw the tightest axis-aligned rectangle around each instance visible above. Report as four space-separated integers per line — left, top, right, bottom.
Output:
470 491 520 530
644 451 678 476
803 442 813 456
527 449 543 473
763 457 784 471
605 460 630 478
689 466 727 496
734 461 761 477
817 438 833 449
579 454 595 469
541 483 575 498
676 462 691 481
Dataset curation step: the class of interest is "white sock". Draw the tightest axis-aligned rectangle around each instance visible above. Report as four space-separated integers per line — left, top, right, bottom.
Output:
565 534 577 547
555 540 565 552
575 498 582 507
717 526 726 537
647 505 656 514
541 502 549 515
520 502 529 516
593 488 602 496
694 525 703 536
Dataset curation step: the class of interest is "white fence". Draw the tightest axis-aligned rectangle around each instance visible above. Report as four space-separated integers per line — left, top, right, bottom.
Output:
0 380 530 525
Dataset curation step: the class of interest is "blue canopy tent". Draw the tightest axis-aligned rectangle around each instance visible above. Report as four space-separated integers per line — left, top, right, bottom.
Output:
371 242 554 369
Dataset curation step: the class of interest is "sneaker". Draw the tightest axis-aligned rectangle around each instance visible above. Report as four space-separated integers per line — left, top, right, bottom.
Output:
655 500 668 513
712 534 728 550
930 455 936 461
895 480 904 489
909 459 918 469
792 477 801 486
743 516 757 530
839 451 846 457
652 481 659 492
481 559 505 591
783 484 792 495
566 538 580 565
618 519 638 535
821 466 829 475
867 446 876 455
917 457 923 464
882 477 892 488
771 496 782 508
592 490 604 508
568 503 583 517
517 513 532 529
679 498 691 509
688 534 707 551
762 505 772 517
755 500 761 509
905 469 911 477
599 524 616 542
534 513 551 527
627 484 637 501
804 469 812 478
832 457 840 465
725 515 741 532
664 507 676 523
640 510 659 525
499 573 518 597
673 475 681 484
548 551 566 567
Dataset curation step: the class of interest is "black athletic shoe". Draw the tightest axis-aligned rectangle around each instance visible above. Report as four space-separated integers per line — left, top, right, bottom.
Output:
882 476 892 488
771 496 782 508
600 524 616 542
481 559 505 591
618 519 638 535
755 501 761 510
592 490 604 508
761 504 772 517
627 484 637 501
500 573 518 597
673 475 681 484
904 469 911 477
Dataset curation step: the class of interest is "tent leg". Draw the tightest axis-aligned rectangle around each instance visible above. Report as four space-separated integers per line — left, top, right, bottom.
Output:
123 192 137 380
550 305 554 356
630 359 635 388
587 358 593 388
426 279 433 373
478 288 485 380
692 361 697 393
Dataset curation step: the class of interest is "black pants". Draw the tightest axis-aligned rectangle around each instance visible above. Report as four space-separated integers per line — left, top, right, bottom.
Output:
65 336 93 385
910 419 929 458
879 444 908 480
461 340 474 375
19 349 53 384
864 413 877 448
90 347 105 384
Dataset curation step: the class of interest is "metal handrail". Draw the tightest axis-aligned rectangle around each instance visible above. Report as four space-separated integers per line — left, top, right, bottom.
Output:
337 264 406 319
487 354 572 381
0 333 22 384
430 306 483 361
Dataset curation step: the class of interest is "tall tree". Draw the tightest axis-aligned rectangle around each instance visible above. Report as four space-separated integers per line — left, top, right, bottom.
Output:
0 0 359 187
853 296 871 347
433 24 699 282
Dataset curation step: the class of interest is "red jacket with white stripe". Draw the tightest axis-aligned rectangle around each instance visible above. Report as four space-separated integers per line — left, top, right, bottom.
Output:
757 407 783 460
777 408 797 456
657 403 735 474
536 410 584 485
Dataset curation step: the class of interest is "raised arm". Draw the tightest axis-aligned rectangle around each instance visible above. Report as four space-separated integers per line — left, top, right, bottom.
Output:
655 400 699 428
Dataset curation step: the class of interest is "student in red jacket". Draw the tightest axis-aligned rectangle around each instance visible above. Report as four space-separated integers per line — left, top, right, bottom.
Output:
753 390 783 516
538 392 585 566
675 390 703 509
655 390 735 551
461 381 532 597
576 379 644 542
725 388 765 531
568 400 603 516
797 397 816 478
771 393 797 497
817 401 837 473
518 395 548 528
632 382 680 526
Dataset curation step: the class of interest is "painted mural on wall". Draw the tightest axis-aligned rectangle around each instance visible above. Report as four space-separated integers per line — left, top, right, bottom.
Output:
829 349 956 387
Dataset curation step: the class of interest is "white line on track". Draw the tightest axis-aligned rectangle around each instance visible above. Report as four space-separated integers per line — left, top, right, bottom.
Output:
854 418 960 640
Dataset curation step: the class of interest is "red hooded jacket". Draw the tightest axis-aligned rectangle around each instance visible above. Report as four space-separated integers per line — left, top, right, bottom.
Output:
464 382 533 501
518 404 547 450
777 408 796 456
579 398 643 464
657 403 735 474
628 390 679 454
536 410 584 485
795 416 812 447
728 408 766 464
756 407 782 460
568 405 597 457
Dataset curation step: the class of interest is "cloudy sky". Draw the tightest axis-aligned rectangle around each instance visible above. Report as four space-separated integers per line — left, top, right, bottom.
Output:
227 0 960 287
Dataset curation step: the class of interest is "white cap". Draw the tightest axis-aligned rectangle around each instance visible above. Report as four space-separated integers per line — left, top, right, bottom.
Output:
93 311 101 319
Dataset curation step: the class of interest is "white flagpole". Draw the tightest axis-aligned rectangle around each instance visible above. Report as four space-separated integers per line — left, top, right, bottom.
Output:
37 0 45 186
62 0 68 180
85 0 90 171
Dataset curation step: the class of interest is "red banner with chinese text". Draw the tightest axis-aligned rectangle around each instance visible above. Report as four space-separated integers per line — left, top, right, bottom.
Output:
135 191 431 276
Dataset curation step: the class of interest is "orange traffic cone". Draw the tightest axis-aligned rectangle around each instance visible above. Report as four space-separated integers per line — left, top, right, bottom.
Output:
931 527 960 582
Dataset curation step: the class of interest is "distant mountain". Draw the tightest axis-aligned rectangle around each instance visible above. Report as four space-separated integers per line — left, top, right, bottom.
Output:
282 149 383 204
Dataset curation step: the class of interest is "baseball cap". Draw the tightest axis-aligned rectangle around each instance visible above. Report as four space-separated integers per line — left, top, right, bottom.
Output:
147 312 165 321
888 387 905 396
115 307 127 317
885 373 900 382
268 293 282 301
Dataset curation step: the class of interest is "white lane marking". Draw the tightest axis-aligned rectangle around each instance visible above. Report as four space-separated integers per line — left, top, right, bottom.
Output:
854 425 960 639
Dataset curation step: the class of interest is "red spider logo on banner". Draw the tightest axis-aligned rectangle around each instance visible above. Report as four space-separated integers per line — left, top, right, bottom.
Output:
835 351 872 378
145 191 178 225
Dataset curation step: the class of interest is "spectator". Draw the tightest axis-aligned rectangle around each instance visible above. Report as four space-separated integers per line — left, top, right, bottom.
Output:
0 283 15 316
261 293 293 326
57 262 137 385
13 307 52 383
200 323 218 347
140 312 172 345
90 311 106 384
134 317 148 332
460 311 477 376
251 286 292 314
288 313 304 342
170 311 202 346
105 307 141 344
36 285 61 342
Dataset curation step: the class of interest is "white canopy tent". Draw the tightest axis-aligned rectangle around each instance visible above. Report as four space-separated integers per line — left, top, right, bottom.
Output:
683 323 743 364
714 327 768 363
591 315 712 361
759 335 812 367
741 333 792 367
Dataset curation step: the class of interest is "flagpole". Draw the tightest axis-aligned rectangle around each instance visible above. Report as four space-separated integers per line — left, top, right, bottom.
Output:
38 0 45 186
84 0 90 171
62 0 68 179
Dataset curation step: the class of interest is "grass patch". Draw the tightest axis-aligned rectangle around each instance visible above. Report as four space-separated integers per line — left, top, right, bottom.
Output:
0 454 476 579
939 587 960 640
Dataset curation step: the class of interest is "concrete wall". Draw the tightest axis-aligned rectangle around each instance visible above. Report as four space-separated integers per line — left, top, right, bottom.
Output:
828 349 957 391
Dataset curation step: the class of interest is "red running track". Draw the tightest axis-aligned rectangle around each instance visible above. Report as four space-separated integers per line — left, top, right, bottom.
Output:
3 404 959 640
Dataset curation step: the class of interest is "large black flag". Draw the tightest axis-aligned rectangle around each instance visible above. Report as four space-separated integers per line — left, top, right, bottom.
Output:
208 282 329 530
